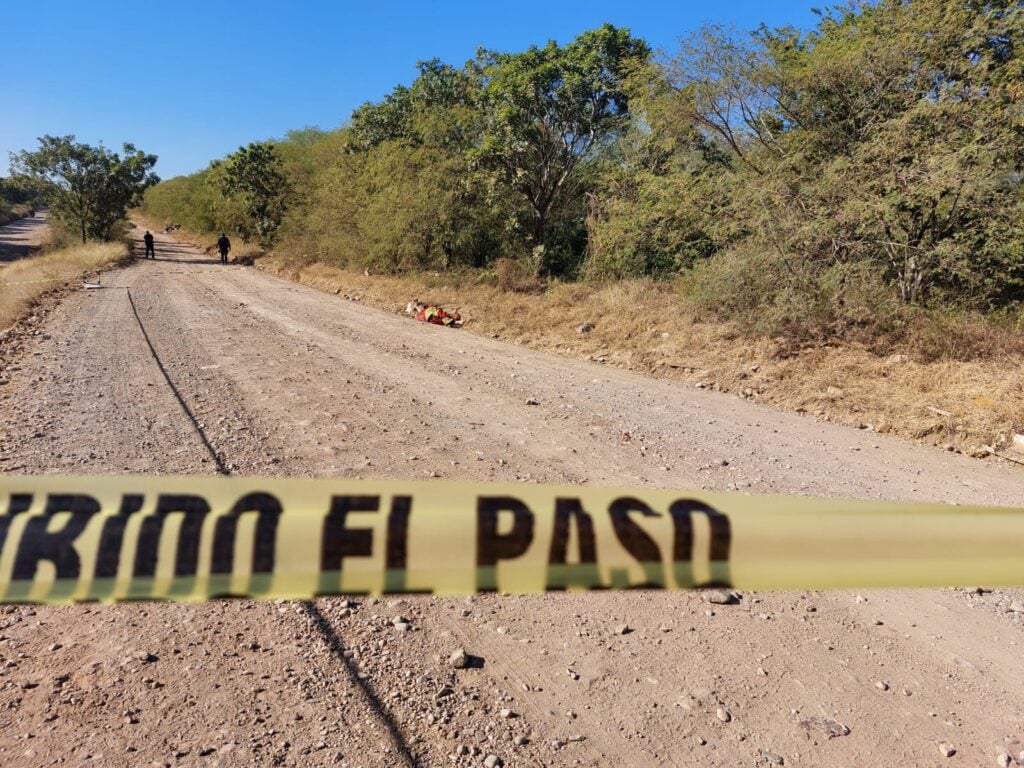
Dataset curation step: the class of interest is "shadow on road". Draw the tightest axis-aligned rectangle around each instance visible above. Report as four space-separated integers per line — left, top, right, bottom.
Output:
145 256 224 265
303 601 419 767
0 214 48 263
129 231 221 264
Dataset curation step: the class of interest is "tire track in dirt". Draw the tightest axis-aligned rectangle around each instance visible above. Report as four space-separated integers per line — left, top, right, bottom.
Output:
125 270 428 766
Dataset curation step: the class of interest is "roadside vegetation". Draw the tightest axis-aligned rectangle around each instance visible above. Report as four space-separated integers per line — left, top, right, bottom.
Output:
263 259 1023 458
0 178 38 226
0 241 129 330
140 0 1024 453
1 136 154 331
10 135 158 243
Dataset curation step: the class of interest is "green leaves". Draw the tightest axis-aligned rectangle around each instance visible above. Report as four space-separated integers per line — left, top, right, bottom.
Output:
10 135 158 243
593 0 1024 313
474 24 650 275
219 142 290 246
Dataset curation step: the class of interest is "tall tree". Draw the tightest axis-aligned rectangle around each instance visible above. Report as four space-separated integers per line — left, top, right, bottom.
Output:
10 135 158 243
475 24 650 275
217 142 290 246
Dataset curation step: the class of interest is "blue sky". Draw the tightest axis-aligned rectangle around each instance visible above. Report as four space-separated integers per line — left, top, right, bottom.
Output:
2 1 816 179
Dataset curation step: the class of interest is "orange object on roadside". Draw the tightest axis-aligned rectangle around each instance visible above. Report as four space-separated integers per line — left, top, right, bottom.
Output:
416 305 462 327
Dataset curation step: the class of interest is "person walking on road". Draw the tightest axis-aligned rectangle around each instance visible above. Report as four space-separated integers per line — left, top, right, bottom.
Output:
217 233 231 264
143 230 155 259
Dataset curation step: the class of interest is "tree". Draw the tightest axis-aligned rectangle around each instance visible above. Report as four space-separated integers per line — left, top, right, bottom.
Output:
10 135 158 243
634 0 1024 312
475 24 650 275
217 142 290 246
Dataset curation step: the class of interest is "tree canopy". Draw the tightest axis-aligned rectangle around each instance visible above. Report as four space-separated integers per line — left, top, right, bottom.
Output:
216 142 291 247
142 5 1024 346
11 135 158 242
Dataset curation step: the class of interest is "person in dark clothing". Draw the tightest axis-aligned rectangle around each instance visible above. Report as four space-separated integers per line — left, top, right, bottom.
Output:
217 233 231 264
143 231 155 259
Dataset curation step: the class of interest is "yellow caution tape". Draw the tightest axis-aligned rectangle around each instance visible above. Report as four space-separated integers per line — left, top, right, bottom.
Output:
0 475 1020 604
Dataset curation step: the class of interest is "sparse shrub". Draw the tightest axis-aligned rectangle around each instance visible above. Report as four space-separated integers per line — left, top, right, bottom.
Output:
495 257 545 294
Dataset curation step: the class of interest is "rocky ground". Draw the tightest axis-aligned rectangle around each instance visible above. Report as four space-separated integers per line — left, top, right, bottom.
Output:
0 226 1022 767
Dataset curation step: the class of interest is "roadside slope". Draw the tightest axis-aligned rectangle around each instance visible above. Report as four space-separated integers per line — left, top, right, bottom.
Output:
261 256 1024 459
0 226 1022 767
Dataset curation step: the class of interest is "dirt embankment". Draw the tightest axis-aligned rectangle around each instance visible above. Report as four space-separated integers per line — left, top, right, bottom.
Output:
1 226 1024 767
259 257 1024 462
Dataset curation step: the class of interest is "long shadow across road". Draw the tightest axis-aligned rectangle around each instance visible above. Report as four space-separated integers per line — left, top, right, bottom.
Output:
0 212 49 263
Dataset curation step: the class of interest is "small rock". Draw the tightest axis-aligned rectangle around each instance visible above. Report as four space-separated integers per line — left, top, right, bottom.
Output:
876 681 889 691
805 605 817 613
613 623 631 635
576 322 594 334
449 649 469 669
997 753 1012 768
482 754 502 768
702 589 738 606
499 708 514 719
1008 601 1024 613
716 707 732 723
567 735 585 743
797 717 850 739
513 736 528 746
939 742 956 758
551 739 565 751
525 398 540 405
436 686 454 700
761 750 785 766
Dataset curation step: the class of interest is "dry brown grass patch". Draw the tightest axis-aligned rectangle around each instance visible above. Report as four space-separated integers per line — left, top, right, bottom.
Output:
259 256 1024 458
0 242 129 330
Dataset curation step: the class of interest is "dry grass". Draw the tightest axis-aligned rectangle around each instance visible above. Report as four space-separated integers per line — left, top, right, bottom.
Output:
261 257 1024 457
0 242 129 330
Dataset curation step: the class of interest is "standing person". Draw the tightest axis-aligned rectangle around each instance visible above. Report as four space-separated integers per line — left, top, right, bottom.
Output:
143 230 155 259
216 232 231 264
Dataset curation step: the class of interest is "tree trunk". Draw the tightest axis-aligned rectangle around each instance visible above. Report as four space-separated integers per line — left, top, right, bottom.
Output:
531 206 548 277
80 218 87 244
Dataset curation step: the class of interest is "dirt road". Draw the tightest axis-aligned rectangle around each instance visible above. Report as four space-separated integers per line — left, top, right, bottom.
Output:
0 211 48 264
0 226 1022 767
